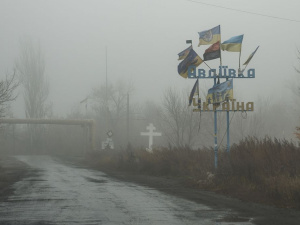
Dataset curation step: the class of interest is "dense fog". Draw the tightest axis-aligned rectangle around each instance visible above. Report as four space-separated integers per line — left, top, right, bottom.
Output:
0 0 300 152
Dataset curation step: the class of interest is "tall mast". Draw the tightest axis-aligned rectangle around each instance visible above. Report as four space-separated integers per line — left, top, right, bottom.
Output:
105 46 108 105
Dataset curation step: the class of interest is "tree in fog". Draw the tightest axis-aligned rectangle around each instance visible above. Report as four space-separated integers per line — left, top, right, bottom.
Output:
91 80 134 146
230 97 272 141
15 39 50 119
15 39 51 148
158 87 199 149
293 48 300 138
0 71 19 152
0 71 19 117
293 49 300 112
292 49 300 98
285 47 300 139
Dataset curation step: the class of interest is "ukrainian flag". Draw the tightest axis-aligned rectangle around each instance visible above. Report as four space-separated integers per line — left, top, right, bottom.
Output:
198 25 221 46
221 35 243 52
206 79 233 104
178 49 203 79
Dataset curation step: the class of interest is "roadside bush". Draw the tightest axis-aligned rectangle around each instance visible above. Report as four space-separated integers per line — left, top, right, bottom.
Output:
216 137 300 207
87 147 214 181
86 137 300 208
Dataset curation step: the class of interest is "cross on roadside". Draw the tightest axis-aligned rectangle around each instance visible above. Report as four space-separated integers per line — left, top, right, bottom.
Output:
140 123 162 152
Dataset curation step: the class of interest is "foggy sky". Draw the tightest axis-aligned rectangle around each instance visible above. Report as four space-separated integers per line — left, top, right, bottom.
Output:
0 0 300 117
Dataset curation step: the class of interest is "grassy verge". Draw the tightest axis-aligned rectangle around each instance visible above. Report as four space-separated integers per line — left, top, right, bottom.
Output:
86 137 300 209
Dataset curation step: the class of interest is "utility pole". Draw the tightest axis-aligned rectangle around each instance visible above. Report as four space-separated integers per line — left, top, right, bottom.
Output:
105 46 108 105
126 92 129 146
104 46 109 133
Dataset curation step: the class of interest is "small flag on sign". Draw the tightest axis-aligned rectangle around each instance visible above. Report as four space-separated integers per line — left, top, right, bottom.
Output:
206 79 233 104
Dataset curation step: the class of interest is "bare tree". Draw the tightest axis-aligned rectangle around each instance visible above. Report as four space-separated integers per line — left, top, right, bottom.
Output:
0 71 19 152
91 79 134 147
158 87 199 149
293 48 300 139
15 39 51 148
15 39 50 119
292 48 300 97
0 71 19 117
230 97 272 141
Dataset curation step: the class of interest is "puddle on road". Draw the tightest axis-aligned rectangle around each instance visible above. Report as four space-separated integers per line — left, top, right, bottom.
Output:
0 155 255 225
84 176 108 184
215 215 251 222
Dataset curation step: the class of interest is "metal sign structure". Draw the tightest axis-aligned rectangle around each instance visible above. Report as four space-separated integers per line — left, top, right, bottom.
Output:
0 118 96 151
188 66 255 169
177 26 258 168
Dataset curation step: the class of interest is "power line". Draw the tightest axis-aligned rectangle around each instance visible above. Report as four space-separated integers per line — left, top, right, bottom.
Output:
186 0 300 23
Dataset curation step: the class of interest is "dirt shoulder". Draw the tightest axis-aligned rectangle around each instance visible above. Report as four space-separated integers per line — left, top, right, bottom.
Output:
94 168 300 225
58 155 300 225
0 155 29 201
63 153 298 225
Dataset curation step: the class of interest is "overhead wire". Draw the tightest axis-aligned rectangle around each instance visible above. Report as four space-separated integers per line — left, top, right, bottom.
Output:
186 0 300 23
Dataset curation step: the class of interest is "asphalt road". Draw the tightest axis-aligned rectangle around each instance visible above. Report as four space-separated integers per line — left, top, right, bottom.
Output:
0 155 253 225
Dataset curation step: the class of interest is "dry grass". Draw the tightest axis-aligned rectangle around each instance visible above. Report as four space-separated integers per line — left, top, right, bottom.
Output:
88 147 214 179
87 137 300 208
216 137 300 208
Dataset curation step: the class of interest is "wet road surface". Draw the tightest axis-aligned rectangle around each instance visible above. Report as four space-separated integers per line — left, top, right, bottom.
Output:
0 155 254 225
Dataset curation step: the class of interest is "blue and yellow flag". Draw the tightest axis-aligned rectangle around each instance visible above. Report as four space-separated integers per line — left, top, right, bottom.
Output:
221 35 243 52
206 79 233 104
189 79 199 106
178 45 192 60
198 25 221 46
177 49 203 79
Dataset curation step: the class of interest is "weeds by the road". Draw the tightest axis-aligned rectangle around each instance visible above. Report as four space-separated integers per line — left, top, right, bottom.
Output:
216 137 300 208
87 137 300 208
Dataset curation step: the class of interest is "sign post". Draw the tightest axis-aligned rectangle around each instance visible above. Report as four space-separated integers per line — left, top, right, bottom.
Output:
177 28 258 169
188 66 255 168
102 130 114 150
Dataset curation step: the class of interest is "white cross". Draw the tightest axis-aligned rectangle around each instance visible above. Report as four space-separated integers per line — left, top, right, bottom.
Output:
140 123 162 152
